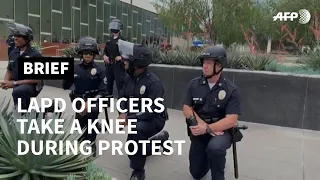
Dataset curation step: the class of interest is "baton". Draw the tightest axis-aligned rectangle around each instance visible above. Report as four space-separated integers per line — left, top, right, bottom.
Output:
232 125 248 179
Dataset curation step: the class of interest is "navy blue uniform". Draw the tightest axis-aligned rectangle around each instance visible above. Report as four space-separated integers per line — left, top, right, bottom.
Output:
104 36 127 96
184 74 241 180
119 70 167 171
7 46 43 109
62 61 107 143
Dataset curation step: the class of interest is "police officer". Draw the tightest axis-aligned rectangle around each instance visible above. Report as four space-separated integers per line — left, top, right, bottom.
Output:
103 19 127 97
0 23 43 110
118 40 170 180
183 46 241 180
62 36 107 157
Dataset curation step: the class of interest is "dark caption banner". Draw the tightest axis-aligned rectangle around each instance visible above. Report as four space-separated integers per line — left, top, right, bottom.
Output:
18 57 74 80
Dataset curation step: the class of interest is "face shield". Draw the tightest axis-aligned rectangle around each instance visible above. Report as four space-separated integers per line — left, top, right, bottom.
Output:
108 21 121 31
118 39 135 75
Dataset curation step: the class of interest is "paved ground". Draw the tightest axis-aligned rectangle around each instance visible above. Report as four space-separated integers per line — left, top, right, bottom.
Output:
0 62 320 180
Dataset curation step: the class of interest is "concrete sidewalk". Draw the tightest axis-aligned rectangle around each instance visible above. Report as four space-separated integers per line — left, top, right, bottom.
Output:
0 86 319 180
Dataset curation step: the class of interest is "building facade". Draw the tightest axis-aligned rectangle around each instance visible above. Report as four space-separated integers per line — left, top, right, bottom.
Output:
0 0 171 45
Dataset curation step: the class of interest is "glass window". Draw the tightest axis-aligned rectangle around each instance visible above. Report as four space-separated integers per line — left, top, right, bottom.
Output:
141 11 146 35
122 15 128 38
74 0 80 8
89 6 96 37
110 0 116 17
116 1 122 19
28 0 40 15
97 21 103 43
97 0 103 20
81 24 88 37
62 29 71 43
73 9 80 42
137 24 142 44
137 8 142 24
15 0 28 25
0 0 13 19
63 0 72 28
103 3 110 33
0 21 8 40
127 7 132 27
41 34 51 43
146 21 151 43
150 14 155 32
132 12 138 38
126 26 132 42
28 16 40 42
52 0 62 11
41 0 52 33
52 12 62 42
89 0 96 5
154 17 158 34
145 11 150 21
81 0 89 23
122 3 128 15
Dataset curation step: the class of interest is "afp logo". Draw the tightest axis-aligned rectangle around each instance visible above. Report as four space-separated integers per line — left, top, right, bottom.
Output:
298 9 311 24
273 9 311 24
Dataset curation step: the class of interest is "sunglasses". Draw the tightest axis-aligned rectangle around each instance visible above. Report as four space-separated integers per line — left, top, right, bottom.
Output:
82 51 94 56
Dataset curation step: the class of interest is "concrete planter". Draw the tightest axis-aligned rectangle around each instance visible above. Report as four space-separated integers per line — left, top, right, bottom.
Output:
45 60 320 131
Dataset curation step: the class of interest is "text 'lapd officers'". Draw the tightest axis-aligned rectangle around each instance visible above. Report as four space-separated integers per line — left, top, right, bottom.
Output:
62 36 107 157
183 46 241 180
117 39 170 180
0 22 44 110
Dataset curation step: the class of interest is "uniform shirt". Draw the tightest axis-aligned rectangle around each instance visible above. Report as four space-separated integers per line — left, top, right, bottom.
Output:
103 35 126 60
184 74 241 121
119 69 165 121
62 61 107 98
7 45 42 81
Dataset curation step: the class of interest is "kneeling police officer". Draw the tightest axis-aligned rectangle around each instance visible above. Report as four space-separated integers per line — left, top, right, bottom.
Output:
183 46 241 180
1 22 43 110
62 36 107 157
118 40 170 180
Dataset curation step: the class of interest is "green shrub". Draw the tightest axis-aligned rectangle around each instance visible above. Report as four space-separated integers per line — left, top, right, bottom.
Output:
300 51 320 70
67 163 113 180
226 51 244 69
0 101 96 179
242 53 276 71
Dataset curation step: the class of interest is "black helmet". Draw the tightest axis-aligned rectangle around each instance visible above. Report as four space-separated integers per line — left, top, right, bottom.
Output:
198 46 228 76
118 39 152 75
75 36 100 55
108 19 123 32
8 22 34 43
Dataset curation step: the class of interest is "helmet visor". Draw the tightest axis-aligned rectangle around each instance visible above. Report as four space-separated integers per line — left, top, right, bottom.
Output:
109 21 121 30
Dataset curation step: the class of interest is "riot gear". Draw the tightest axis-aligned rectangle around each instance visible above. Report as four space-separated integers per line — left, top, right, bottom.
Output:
198 46 228 78
118 39 152 76
8 22 34 44
108 19 123 33
75 36 100 55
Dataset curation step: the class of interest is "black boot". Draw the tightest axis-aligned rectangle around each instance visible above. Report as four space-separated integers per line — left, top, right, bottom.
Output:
149 130 170 153
129 170 145 180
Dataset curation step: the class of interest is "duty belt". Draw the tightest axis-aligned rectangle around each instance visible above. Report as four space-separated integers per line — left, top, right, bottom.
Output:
203 118 219 124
